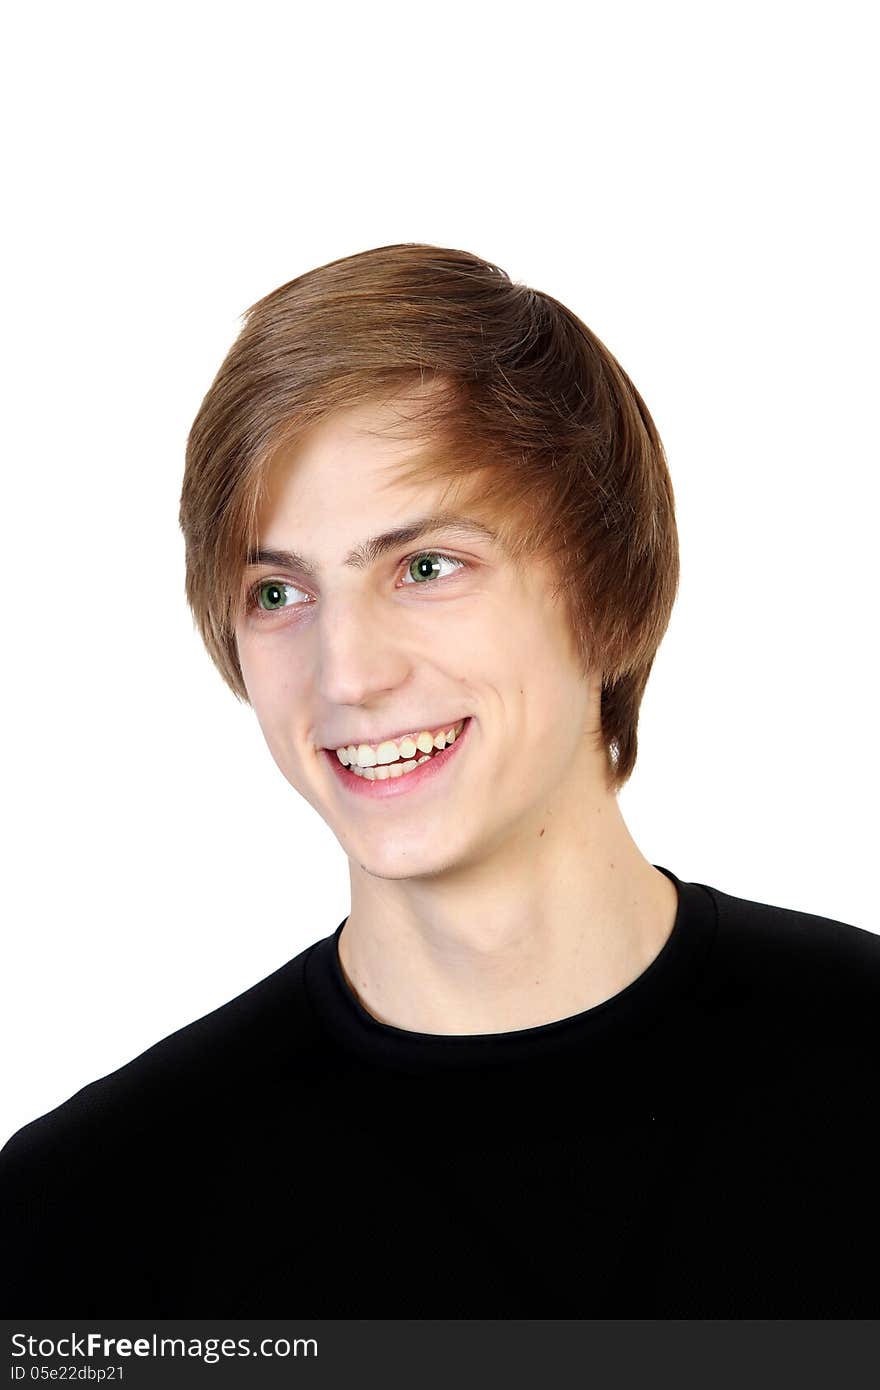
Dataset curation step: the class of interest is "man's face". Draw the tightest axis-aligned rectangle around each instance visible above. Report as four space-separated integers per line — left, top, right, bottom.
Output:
234 395 604 882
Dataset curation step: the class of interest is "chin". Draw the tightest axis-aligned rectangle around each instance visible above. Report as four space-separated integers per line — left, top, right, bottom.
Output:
355 840 466 883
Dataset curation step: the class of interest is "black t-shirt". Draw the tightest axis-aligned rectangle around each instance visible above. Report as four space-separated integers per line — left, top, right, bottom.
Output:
2 865 878 1318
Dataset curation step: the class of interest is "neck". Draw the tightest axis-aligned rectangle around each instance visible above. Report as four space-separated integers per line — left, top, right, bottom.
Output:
337 795 679 1037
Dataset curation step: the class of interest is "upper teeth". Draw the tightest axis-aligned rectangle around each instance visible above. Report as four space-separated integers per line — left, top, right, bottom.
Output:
335 720 466 768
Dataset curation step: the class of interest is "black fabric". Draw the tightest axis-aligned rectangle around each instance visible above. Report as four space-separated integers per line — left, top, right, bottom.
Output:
2 865 878 1317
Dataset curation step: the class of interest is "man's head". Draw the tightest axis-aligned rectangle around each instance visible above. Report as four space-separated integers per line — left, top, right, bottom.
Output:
180 244 679 826
227 390 608 881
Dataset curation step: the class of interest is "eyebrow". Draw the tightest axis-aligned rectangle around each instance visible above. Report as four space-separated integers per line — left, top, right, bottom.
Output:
244 514 498 577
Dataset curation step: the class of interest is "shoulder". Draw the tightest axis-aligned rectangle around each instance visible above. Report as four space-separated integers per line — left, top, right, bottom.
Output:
0 937 329 1181
702 877 880 981
661 877 880 1179
692 876 879 1059
0 936 342 1312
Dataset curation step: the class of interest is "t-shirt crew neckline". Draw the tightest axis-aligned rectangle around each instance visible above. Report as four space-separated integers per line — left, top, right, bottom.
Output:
303 865 718 1075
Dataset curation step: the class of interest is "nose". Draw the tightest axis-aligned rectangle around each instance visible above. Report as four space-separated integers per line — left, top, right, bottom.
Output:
315 588 413 710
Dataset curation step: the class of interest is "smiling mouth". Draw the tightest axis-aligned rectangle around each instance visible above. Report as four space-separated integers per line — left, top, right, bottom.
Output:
328 718 468 773
323 716 473 794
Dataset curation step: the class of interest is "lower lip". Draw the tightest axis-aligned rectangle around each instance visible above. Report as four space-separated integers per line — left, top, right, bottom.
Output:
323 718 473 800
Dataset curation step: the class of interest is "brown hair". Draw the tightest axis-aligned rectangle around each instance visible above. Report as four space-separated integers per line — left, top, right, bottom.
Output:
179 243 679 793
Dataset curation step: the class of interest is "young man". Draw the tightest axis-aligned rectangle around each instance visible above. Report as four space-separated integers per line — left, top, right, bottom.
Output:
2 244 878 1318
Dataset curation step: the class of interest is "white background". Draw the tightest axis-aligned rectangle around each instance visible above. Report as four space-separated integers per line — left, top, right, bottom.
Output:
2 1 877 1143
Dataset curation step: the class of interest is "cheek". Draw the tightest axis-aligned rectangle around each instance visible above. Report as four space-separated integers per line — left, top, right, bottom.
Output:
238 627 290 692
238 642 293 733
237 637 316 765
513 611 589 731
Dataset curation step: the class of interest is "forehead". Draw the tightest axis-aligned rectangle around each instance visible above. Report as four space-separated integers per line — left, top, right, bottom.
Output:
255 394 497 548
261 402 427 515
249 440 500 578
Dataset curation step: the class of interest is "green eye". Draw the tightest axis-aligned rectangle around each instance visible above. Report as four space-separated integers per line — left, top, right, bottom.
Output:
405 552 462 584
257 581 292 610
246 551 468 619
